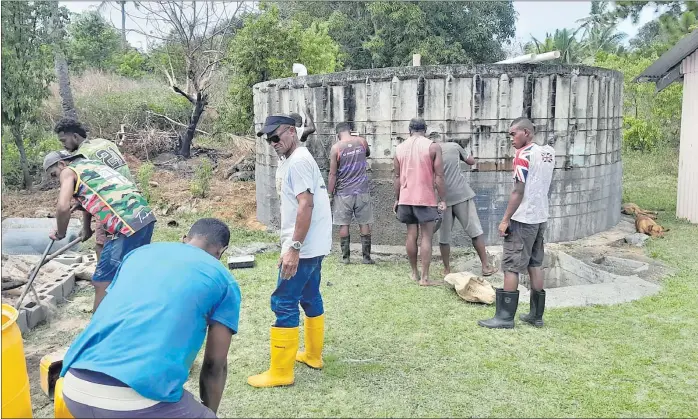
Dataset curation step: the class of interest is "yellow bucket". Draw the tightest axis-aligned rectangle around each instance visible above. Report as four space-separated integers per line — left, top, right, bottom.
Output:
2 304 33 418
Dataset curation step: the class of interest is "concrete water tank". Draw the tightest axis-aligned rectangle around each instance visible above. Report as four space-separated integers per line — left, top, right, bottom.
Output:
253 64 623 246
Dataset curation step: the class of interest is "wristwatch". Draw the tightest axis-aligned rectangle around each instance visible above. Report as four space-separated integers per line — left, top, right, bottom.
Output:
290 241 302 251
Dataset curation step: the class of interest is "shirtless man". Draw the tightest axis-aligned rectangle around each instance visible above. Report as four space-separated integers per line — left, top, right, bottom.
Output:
328 122 374 264
393 117 446 286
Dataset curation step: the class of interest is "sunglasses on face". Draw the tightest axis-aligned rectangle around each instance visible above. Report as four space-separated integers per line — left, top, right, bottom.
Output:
266 125 291 144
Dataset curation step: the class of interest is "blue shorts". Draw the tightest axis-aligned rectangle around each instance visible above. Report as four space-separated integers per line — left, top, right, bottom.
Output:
92 223 155 283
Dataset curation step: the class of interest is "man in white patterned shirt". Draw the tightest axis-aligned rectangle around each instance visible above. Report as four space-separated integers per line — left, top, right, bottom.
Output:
478 117 555 329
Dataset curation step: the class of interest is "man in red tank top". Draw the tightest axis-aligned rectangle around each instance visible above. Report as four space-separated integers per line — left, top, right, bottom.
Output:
393 118 447 286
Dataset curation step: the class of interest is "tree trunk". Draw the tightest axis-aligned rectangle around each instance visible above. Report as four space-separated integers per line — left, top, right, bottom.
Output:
179 92 207 158
120 1 126 50
54 49 77 120
11 124 32 190
51 1 77 120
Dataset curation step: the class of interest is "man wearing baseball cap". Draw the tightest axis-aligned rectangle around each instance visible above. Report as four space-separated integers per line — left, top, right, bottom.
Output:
248 115 332 388
54 117 135 262
43 150 156 312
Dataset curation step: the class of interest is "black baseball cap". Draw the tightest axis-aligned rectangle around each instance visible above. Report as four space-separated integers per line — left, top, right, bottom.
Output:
256 115 296 137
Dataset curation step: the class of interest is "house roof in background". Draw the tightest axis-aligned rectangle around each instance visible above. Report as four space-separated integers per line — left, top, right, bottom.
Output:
636 29 698 92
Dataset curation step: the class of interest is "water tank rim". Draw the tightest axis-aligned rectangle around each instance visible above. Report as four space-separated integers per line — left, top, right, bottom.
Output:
253 63 622 90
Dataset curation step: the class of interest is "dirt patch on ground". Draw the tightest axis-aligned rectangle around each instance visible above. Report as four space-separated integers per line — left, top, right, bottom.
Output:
2 145 265 230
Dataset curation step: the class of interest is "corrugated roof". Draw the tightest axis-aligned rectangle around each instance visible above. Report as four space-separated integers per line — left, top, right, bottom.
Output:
635 29 698 83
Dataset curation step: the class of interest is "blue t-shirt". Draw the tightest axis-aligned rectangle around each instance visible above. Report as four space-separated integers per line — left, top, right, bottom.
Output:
60 242 241 403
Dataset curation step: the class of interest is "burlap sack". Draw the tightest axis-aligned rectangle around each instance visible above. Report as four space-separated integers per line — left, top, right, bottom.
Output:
444 271 495 304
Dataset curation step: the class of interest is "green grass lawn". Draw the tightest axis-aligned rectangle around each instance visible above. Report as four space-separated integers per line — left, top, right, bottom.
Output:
28 150 698 417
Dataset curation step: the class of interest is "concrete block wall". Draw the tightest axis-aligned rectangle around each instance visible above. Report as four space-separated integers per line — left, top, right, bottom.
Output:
254 64 623 246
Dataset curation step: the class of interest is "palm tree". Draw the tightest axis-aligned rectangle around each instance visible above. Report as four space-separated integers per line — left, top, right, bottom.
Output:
98 1 140 50
576 1 628 64
525 28 583 64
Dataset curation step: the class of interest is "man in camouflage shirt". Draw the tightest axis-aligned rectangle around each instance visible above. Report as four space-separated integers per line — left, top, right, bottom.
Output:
44 150 156 312
54 118 135 261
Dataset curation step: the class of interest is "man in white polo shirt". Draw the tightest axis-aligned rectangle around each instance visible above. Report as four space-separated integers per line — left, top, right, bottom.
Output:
248 115 332 388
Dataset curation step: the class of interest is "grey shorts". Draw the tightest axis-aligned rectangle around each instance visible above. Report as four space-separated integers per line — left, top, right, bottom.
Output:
332 193 374 225
396 205 440 225
502 220 546 273
439 199 484 244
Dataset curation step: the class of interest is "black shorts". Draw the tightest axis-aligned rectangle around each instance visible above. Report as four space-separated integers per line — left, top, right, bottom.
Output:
396 205 440 225
502 220 546 273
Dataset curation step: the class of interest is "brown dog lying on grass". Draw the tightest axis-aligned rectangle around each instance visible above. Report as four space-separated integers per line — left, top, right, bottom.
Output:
635 214 670 237
622 203 658 219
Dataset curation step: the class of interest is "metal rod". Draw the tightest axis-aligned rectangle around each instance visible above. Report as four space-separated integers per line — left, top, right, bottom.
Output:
15 240 55 310
39 236 83 267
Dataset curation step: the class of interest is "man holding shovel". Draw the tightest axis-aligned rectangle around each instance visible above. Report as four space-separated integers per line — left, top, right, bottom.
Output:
44 150 156 312
54 118 134 261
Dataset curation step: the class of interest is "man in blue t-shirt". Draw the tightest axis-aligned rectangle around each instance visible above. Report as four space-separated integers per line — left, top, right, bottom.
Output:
56 218 241 418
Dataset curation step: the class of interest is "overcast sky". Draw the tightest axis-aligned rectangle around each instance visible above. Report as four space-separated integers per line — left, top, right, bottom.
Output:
62 1 659 53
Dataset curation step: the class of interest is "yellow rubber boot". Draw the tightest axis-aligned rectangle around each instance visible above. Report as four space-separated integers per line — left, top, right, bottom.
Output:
247 326 299 388
54 377 74 418
296 314 325 369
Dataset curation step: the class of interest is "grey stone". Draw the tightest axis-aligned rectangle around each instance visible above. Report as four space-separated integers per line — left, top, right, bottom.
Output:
227 255 255 269
625 233 649 247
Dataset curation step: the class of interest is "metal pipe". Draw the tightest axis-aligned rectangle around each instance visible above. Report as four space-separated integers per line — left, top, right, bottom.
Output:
15 240 54 310
495 50 561 64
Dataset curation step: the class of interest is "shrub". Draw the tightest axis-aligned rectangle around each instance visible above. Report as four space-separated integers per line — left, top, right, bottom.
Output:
41 71 203 140
623 116 662 151
136 161 159 203
190 158 213 198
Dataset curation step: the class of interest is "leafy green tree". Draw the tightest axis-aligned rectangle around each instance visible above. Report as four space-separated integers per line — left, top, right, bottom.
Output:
66 11 122 72
223 4 341 134
1 1 55 189
594 51 683 150
275 1 515 69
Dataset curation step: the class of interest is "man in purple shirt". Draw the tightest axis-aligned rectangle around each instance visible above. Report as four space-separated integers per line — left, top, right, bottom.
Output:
328 122 375 264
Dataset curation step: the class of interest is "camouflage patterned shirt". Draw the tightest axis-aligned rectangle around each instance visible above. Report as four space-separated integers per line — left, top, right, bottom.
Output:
68 159 156 237
76 138 134 182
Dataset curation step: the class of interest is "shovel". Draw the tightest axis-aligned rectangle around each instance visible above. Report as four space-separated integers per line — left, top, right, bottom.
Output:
13 236 83 310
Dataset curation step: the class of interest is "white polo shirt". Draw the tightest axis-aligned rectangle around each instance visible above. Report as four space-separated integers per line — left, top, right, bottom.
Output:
278 147 332 258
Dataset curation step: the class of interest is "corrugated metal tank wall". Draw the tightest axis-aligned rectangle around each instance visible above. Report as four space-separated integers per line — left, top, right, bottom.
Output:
253 64 624 246
678 52 698 223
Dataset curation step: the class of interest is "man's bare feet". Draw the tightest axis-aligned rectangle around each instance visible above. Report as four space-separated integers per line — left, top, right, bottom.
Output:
481 265 497 277
411 271 420 282
418 278 442 287
443 268 451 276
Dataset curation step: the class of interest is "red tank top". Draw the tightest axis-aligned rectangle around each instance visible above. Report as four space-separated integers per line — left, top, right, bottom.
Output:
395 136 437 206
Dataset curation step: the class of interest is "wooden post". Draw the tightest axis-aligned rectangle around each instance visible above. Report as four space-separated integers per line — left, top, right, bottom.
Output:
413 54 421 67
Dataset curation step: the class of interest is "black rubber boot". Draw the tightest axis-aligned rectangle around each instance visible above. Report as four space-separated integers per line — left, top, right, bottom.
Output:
360 235 375 264
340 236 351 264
477 288 519 329
519 289 545 327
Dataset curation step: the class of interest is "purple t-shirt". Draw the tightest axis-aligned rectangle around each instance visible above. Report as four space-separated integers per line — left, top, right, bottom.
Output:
335 139 370 196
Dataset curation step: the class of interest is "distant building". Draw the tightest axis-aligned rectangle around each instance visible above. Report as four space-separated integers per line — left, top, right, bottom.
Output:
637 30 698 223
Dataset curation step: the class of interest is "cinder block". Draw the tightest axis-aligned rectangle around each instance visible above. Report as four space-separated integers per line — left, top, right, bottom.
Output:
55 272 76 298
53 254 83 265
22 300 47 330
40 281 64 304
16 309 29 335
82 254 97 264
